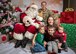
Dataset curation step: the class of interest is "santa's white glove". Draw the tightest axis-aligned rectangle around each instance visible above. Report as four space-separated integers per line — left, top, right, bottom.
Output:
36 16 43 21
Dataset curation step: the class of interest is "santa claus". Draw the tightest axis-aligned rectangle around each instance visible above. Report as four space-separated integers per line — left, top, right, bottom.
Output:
13 4 43 48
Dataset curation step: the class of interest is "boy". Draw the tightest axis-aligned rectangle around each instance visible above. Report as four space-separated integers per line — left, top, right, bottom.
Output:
55 26 68 52
44 26 58 54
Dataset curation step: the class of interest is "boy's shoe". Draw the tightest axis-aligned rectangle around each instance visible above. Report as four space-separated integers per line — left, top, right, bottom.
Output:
64 48 68 52
14 44 20 48
21 37 30 48
30 47 34 53
14 41 21 48
58 49 61 53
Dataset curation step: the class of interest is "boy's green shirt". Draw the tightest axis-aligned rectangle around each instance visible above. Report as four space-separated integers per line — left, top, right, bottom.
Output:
35 32 44 46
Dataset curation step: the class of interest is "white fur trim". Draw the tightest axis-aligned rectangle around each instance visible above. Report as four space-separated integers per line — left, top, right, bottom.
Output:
36 16 43 21
13 32 23 40
16 23 23 25
24 31 34 39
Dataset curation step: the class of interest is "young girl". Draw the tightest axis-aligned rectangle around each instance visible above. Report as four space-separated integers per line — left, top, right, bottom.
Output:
47 16 59 28
44 26 58 54
31 26 46 53
55 26 68 52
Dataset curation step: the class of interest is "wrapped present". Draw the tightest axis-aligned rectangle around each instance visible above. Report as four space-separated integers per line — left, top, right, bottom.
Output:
60 11 74 24
60 8 74 24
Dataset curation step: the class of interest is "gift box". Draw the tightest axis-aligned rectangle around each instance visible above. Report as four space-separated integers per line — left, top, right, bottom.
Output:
60 11 74 24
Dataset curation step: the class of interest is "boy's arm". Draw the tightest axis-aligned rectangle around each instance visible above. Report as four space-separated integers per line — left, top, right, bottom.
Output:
32 33 37 47
63 33 67 43
44 41 47 47
54 31 61 38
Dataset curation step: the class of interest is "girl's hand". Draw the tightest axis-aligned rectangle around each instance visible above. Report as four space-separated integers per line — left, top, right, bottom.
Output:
32 33 37 47
63 41 66 43
32 41 35 47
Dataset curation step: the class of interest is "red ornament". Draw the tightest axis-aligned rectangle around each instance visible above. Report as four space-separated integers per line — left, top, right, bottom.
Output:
2 36 7 41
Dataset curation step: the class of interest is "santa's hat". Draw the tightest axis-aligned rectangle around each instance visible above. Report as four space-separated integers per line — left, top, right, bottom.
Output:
26 4 38 11
26 6 30 11
30 4 38 10
15 7 22 12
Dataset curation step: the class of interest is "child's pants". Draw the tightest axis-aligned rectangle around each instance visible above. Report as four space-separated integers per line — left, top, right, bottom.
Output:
31 43 46 53
47 41 58 54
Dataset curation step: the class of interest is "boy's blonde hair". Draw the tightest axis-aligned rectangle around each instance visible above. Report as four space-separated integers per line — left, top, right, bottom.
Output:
38 25 45 30
58 26 64 30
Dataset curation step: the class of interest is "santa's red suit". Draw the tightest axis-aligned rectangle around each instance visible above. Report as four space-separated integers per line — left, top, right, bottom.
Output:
13 4 43 48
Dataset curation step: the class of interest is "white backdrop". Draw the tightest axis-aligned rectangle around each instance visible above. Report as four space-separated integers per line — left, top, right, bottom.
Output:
11 0 63 13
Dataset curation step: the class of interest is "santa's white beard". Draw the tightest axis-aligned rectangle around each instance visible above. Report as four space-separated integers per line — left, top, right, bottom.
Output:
26 8 38 18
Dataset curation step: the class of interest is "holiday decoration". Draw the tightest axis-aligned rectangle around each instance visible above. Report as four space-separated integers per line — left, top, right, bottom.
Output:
0 34 8 43
65 8 74 12
60 11 75 24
